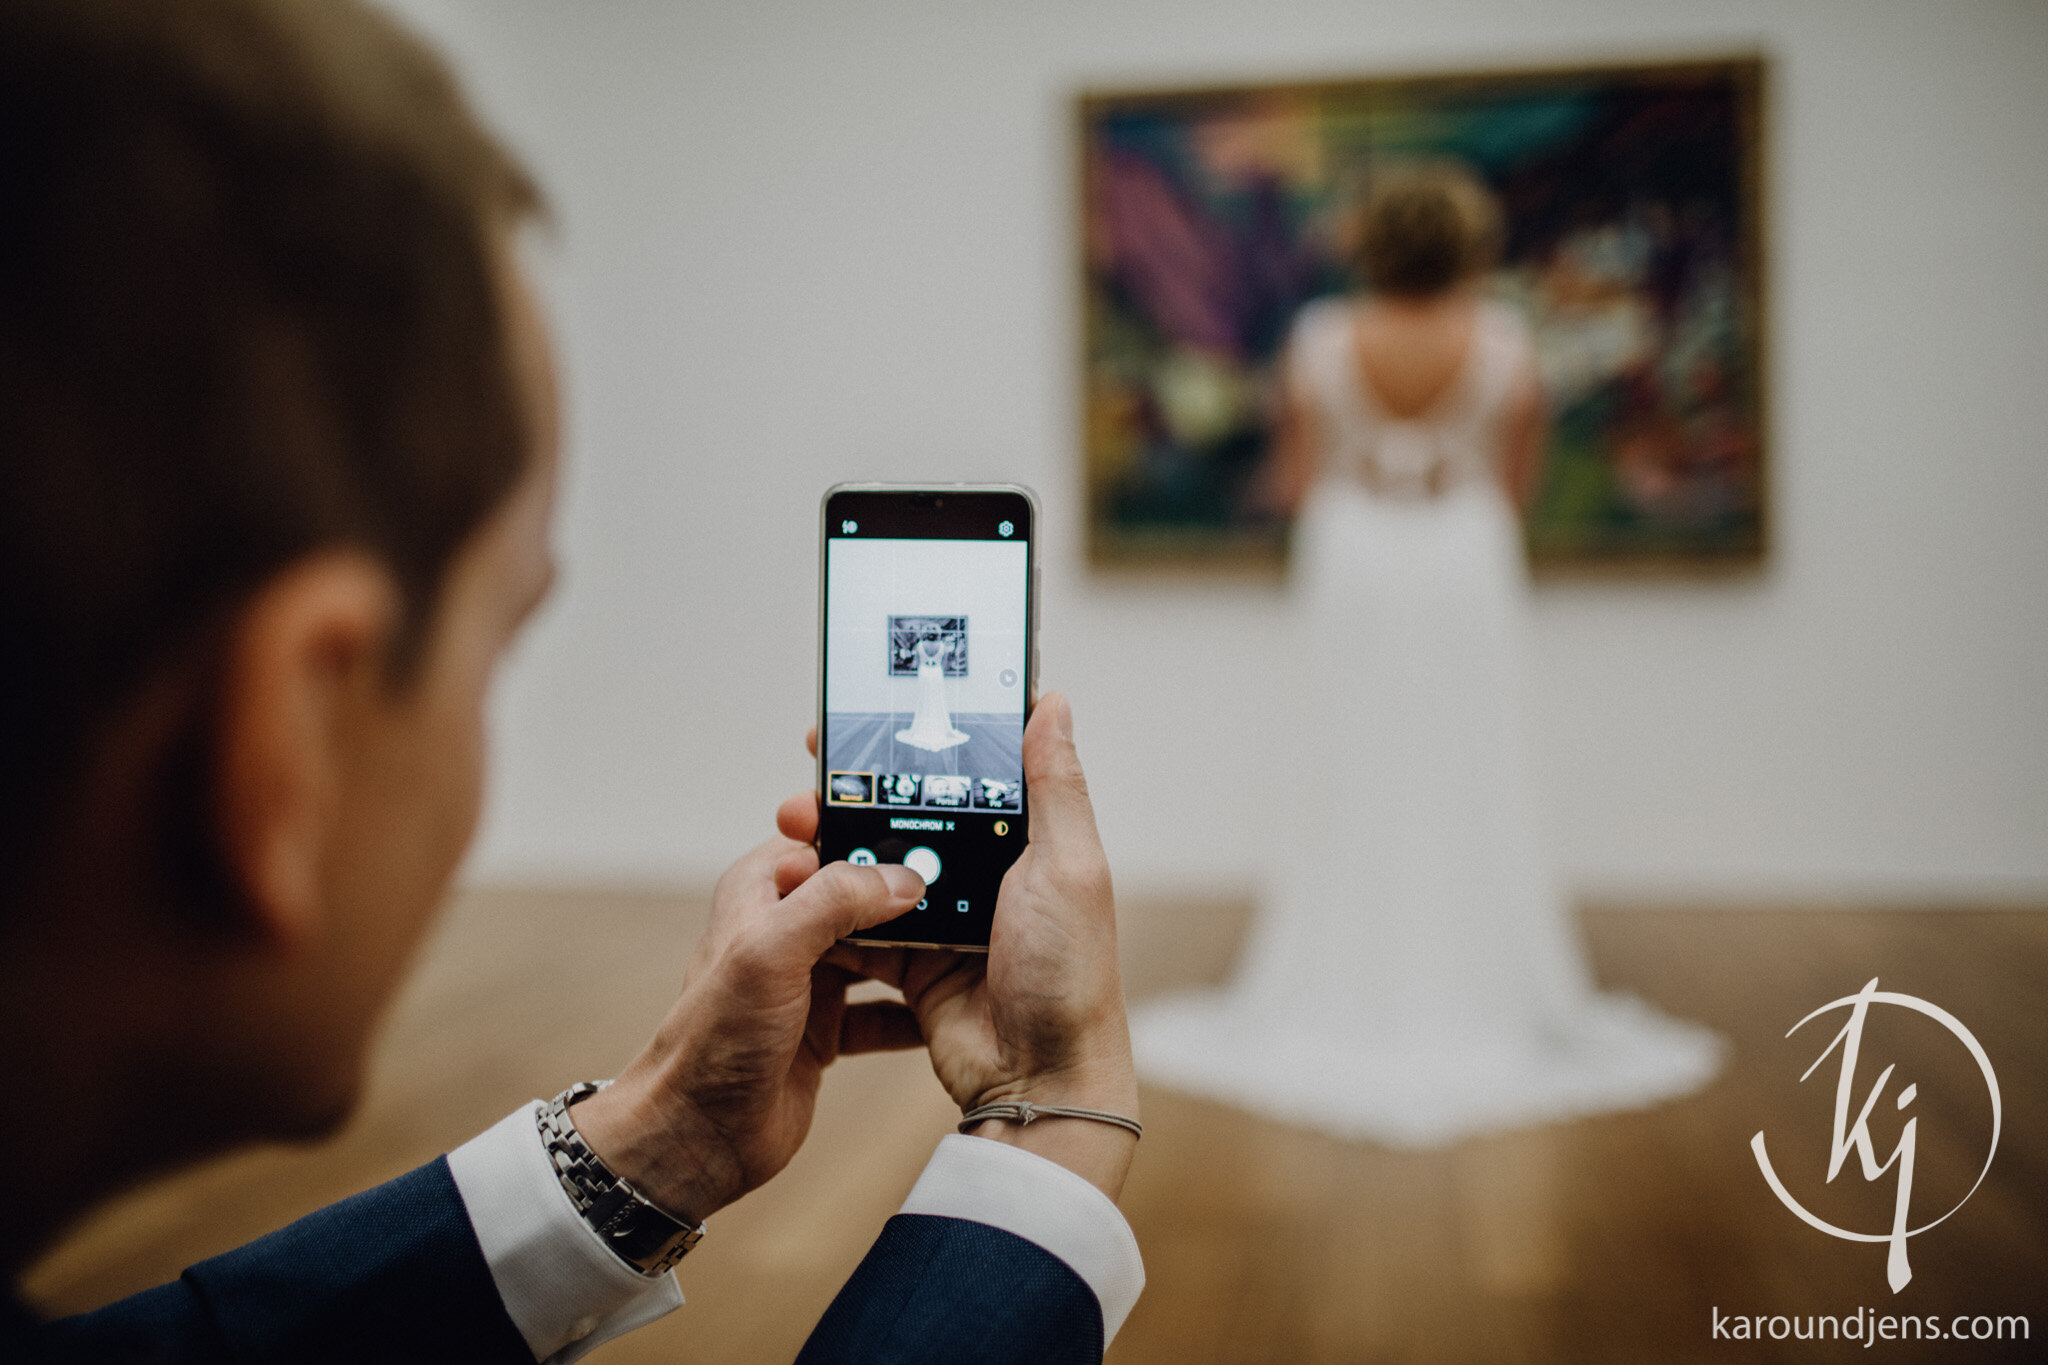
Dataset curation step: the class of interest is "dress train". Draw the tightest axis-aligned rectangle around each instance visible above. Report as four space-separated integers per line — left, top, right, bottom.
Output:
1131 481 1722 1147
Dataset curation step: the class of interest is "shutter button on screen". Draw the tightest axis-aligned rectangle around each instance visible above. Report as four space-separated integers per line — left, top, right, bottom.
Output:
902 846 942 886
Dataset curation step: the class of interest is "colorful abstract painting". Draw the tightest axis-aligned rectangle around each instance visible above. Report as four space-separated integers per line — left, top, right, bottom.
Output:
1079 58 1767 570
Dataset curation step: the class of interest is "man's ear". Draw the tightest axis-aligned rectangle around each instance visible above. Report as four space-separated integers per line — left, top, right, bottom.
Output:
212 551 402 950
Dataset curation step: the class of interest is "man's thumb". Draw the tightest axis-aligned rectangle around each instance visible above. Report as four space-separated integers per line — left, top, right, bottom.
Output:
1023 692 1098 848
773 862 924 964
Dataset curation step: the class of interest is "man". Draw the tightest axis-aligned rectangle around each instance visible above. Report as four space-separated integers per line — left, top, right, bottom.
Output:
0 1 1143 1361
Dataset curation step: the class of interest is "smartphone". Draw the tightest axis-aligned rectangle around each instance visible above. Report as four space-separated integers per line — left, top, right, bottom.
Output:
817 484 1038 950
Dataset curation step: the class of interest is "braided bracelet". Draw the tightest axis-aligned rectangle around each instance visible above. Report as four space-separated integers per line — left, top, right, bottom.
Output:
958 1099 1143 1140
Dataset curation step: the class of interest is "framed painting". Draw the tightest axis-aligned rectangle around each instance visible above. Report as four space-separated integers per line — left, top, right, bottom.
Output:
1079 56 1768 572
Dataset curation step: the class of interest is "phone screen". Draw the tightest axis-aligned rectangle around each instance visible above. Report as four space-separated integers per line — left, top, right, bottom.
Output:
818 487 1035 949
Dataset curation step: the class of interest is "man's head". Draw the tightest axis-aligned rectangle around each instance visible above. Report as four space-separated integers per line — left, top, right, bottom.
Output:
0 0 554 1148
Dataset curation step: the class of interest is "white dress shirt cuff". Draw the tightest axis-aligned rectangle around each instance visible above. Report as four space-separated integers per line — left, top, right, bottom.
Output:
898 1133 1146 1343
447 1103 685 1364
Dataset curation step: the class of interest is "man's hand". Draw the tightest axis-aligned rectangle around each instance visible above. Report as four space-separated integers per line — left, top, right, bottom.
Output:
782 692 1141 1199
570 840 927 1222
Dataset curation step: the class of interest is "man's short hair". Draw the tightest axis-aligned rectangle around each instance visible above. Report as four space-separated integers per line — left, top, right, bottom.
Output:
0 0 540 898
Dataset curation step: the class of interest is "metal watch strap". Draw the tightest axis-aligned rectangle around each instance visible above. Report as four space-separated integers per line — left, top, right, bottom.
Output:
536 1081 705 1276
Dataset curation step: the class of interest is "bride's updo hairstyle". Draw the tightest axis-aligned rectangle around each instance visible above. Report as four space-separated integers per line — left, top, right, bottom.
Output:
1354 163 1504 298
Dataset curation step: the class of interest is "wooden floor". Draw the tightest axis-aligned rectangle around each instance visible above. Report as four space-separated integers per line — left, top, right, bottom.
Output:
22 892 2047 1363
826 711 1022 785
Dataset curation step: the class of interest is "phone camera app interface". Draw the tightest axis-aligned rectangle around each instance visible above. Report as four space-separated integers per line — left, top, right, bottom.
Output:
822 496 1029 945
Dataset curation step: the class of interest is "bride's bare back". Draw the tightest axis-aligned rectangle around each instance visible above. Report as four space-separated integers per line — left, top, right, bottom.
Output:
1351 294 1481 420
1274 289 1545 510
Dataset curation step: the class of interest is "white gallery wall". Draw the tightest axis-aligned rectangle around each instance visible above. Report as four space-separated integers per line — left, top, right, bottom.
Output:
382 0 2048 903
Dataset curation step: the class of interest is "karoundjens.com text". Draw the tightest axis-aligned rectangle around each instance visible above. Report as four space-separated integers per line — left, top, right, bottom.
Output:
1713 1308 2028 1346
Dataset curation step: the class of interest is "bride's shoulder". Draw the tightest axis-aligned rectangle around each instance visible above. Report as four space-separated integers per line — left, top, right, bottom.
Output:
1286 294 1354 353
1475 298 1534 344
1282 297 1358 395
1473 298 1537 368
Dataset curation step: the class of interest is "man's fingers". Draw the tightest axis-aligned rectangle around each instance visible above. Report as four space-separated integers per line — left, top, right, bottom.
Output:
777 790 821 843
823 941 909 987
823 943 983 1032
774 845 820 898
716 833 811 906
1021 692 1103 856
805 726 818 758
801 962 853 1065
765 861 924 964
899 950 984 1013
839 1001 924 1054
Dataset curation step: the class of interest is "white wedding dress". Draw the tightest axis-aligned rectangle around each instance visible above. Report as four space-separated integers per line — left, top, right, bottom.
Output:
896 637 969 752
1131 298 1722 1148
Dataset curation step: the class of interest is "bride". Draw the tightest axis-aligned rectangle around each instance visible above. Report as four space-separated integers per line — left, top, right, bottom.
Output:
896 631 968 752
1131 165 1721 1147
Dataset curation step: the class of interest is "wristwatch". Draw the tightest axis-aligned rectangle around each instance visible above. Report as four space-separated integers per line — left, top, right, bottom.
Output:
536 1081 706 1276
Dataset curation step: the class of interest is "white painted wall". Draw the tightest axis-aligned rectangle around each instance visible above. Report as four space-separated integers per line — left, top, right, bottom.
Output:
383 0 2048 902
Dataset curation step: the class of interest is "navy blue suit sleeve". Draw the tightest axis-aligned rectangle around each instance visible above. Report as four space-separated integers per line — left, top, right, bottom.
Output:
796 1213 1105 1365
31 1156 532 1364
